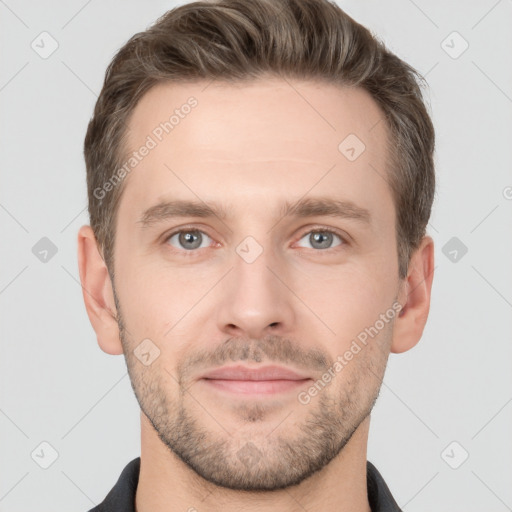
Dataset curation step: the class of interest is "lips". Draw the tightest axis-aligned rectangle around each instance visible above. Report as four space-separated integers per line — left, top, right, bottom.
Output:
201 364 309 381
200 365 311 395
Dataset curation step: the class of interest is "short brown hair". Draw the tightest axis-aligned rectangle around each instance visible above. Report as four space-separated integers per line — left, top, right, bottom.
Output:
84 0 435 280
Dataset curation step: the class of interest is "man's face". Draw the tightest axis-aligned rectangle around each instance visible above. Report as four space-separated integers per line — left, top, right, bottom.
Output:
112 78 402 491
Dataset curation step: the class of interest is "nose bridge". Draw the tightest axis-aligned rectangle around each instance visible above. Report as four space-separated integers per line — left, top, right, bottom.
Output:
216 234 295 338
234 237 279 300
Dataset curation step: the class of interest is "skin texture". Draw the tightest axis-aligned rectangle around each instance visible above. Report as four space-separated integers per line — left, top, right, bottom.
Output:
78 77 434 512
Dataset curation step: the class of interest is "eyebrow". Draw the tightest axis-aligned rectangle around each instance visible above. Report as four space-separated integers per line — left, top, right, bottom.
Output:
136 196 372 229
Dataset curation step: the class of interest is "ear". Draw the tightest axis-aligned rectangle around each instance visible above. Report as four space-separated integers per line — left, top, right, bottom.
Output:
391 235 435 354
77 225 123 355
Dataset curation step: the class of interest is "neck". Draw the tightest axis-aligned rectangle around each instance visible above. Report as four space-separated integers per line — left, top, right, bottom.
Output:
135 412 372 512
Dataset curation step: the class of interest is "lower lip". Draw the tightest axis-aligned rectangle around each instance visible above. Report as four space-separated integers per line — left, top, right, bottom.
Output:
202 378 311 395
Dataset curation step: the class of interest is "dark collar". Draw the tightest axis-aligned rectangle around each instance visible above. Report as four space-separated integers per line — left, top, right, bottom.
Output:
88 457 402 512
366 461 403 511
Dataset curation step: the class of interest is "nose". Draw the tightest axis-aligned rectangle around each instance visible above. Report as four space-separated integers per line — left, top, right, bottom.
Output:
216 243 296 340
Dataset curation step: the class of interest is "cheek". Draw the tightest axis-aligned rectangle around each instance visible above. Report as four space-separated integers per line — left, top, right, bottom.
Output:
115 269 171 338
116 263 215 348
297 263 394 338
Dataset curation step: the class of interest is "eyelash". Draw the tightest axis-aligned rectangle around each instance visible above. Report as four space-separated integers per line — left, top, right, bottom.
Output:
162 225 349 257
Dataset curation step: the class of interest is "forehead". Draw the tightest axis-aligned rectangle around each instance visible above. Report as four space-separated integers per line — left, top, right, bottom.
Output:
125 77 388 160
119 78 394 228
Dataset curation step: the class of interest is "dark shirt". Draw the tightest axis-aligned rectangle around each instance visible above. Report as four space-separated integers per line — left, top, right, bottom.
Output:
88 457 402 512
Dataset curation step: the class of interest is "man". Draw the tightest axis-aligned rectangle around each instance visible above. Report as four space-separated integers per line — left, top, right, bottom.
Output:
77 0 435 510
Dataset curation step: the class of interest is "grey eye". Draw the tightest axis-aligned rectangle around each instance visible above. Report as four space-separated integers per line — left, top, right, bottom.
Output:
167 230 212 250
297 230 342 250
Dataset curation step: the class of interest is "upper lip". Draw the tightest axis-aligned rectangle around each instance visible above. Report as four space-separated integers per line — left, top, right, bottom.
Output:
201 365 310 381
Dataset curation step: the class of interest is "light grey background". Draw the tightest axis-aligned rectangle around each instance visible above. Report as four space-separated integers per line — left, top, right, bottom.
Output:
1 1 511 511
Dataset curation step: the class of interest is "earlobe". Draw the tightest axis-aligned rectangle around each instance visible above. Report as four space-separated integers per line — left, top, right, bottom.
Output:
77 225 123 355
391 236 435 354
